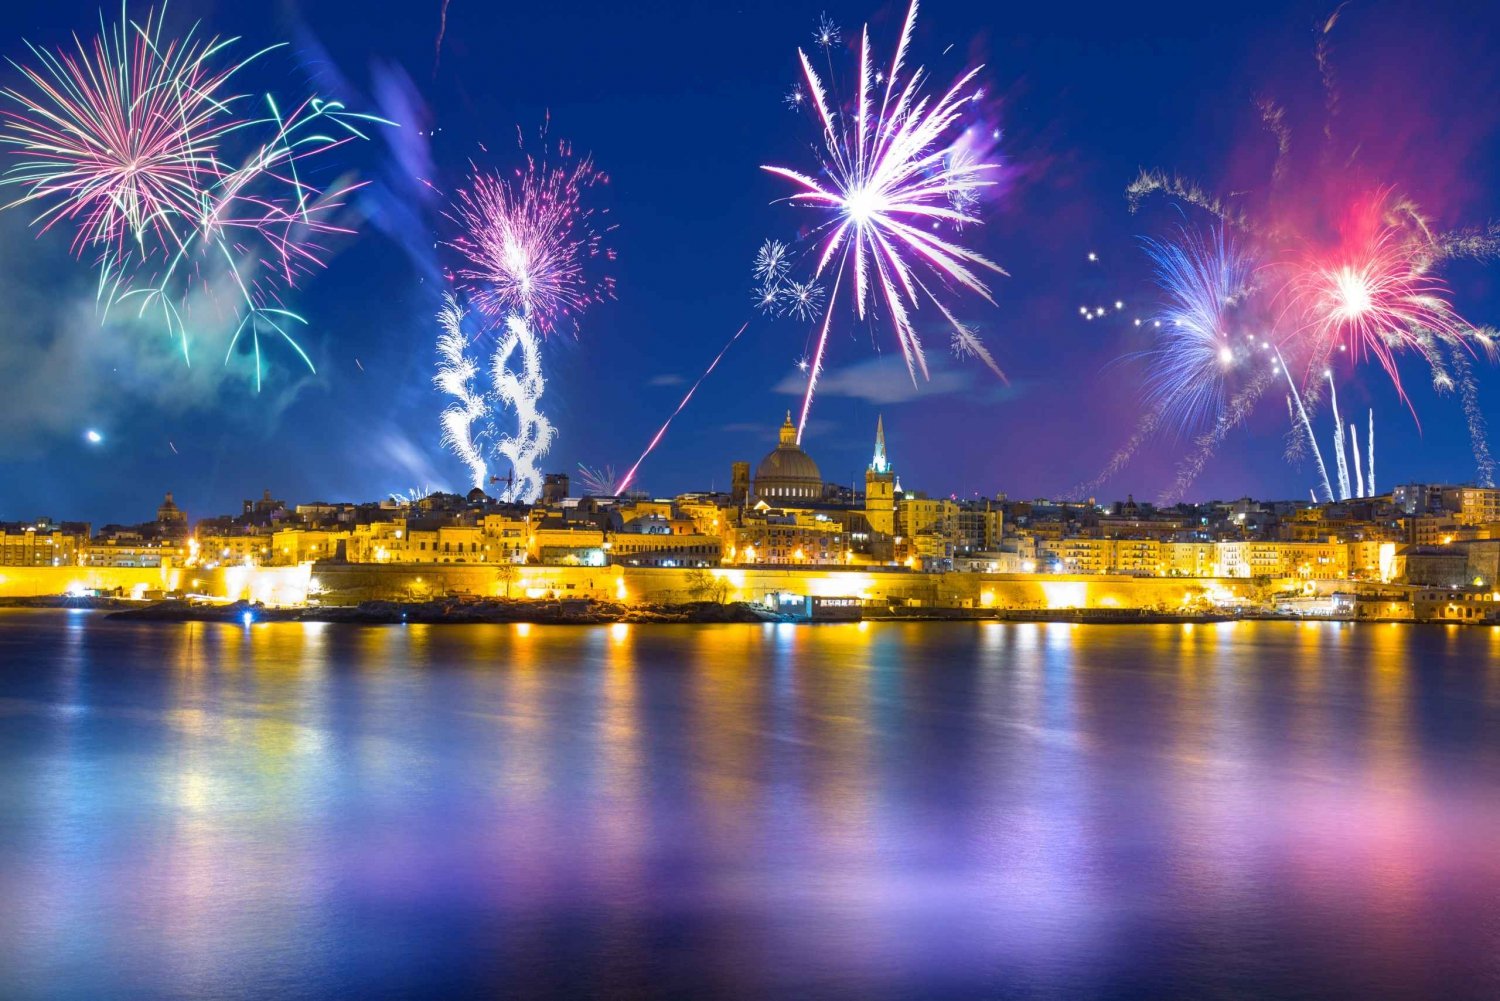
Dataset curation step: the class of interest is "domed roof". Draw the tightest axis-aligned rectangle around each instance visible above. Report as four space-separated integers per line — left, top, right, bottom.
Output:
754 413 822 489
756 445 822 484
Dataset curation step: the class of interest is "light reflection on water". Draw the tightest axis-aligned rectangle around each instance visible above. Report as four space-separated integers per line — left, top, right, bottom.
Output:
1 610 1499 999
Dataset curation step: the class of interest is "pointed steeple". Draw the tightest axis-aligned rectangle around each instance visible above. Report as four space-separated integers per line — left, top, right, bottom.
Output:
870 414 889 474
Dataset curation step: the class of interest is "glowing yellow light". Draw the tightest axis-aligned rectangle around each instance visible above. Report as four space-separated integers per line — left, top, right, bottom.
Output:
1040 581 1086 609
610 622 629 642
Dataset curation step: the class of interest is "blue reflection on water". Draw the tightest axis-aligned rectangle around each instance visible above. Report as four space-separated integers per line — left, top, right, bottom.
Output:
1 610 1498 999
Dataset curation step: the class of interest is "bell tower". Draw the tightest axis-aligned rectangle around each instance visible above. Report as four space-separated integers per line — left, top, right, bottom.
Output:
864 415 895 536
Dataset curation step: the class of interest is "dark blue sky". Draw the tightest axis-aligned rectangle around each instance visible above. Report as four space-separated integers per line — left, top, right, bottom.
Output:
3 0 1499 523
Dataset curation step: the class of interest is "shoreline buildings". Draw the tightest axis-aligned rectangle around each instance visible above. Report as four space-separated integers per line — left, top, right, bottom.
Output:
5 413 1500 620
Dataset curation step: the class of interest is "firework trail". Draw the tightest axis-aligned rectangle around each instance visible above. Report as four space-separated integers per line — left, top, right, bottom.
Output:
576 463 618 496
1280 349 1334 502
1367 408 1375 494
763 0 1007 442
616 321 751 495
1126 170 1252 232
1073 408 1161 500
489 313 553 503
1161 368 1276 505
1349 420 1363 498
448 131 614 337
1326 372 1351 499
1449 345 1496 487
0 5 383 378
434 0 452 76
434 295 490 489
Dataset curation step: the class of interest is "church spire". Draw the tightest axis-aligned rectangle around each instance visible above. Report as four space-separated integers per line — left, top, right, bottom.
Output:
870 414 889 474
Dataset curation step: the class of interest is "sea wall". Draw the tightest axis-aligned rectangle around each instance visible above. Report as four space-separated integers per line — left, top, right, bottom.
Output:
303 562 1246 611
0 564 312 604
0 560 1247 611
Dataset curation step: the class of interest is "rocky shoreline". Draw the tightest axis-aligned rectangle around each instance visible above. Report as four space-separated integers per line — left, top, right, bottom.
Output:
100 597 785 626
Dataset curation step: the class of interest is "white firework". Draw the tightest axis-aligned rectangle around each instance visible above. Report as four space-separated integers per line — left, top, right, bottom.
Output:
753 238 793 284
489 313 554 503
763 0 1007 441
753 282 782 314
813 12 841 49
434 295 490 489
778 279 825 321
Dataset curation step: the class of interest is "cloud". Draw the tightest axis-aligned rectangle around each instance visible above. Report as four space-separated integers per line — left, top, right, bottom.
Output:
772 354 978 404
647 373 685 387
0 213 318 458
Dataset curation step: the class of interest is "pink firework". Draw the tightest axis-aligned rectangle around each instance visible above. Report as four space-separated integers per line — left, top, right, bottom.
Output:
448 138 614 336
0 5 383 379
1 7 248 259
1281 193 1463 406
763 0 1006 441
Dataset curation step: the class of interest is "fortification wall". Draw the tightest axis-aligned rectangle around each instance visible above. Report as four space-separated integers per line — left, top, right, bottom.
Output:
1 560 1247 611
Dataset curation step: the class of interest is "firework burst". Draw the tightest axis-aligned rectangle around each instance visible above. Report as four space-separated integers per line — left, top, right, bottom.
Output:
1113 8 1499 496
0 4 383 381
1280 193 1464 409
448 133 614 337
1141 226 1256 431
779 279 825 321
576 463 618 496
763 0 1008 442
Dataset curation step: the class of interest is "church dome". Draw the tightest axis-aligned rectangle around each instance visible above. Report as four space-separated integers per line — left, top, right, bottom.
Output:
752 413 823 502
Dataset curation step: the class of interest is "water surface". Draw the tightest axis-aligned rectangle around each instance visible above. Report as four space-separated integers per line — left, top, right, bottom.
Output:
2 610 1498 998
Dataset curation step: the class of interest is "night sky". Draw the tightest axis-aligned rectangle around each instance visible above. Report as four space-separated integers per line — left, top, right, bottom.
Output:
3 0 1499 524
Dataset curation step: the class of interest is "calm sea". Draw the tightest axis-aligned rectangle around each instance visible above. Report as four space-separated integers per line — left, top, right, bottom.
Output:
1 610 1498 999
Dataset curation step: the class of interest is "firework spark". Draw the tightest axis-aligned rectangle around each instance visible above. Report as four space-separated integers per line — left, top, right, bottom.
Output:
1141 227 1256 432
753 238 792 284
434 295 490 489
813 12 841 49
764 0 1007 442
489 313 553 503
1281 194 1464 409
576 463 618 496
448 134 614 337
1 5 382 378
779 279 825 321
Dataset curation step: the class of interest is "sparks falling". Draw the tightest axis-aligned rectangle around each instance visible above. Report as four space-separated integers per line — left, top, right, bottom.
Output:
434 295 490 490
489 313 553 503
763 0 1008 442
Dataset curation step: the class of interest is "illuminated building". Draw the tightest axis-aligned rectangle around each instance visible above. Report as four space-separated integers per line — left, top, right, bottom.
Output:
864 415 896 537
0 522 87 566
750 413 823 503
